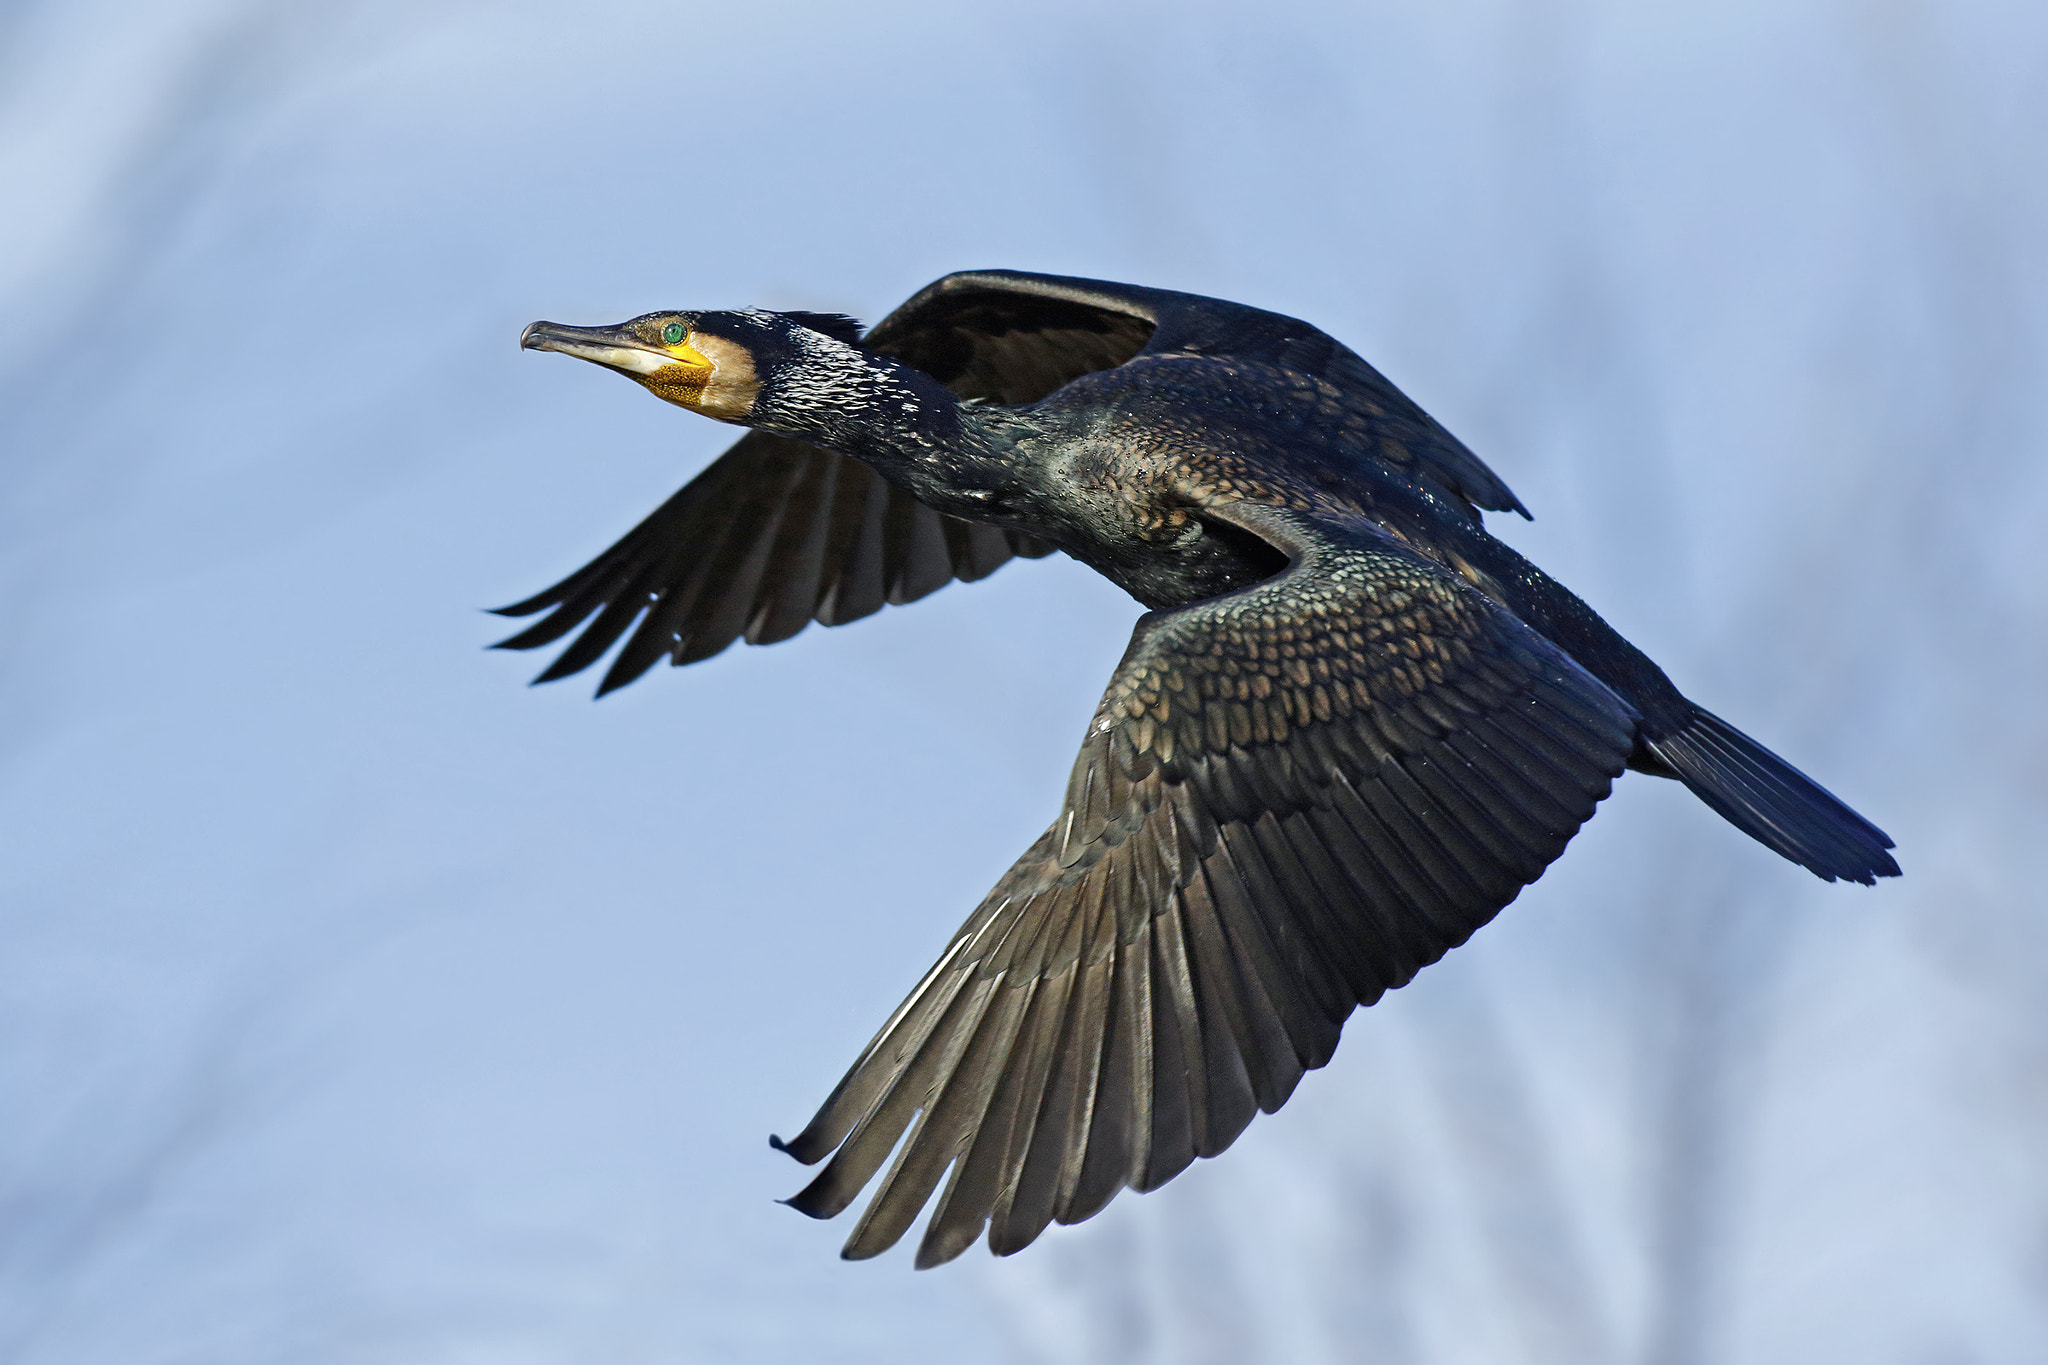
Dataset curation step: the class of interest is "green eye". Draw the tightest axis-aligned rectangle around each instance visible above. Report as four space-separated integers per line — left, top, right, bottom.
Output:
661 322 686 345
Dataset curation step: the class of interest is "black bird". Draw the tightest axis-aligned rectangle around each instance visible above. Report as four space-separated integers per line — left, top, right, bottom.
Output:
503 270 1898 1267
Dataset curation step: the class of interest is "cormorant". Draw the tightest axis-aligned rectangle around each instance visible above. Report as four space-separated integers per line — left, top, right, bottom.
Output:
502 270 1898 1267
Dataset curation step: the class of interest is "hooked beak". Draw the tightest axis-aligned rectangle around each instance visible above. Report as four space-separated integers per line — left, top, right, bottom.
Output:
520 320 710 379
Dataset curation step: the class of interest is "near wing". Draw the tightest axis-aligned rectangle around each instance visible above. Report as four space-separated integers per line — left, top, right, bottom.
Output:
772 501 1637 1266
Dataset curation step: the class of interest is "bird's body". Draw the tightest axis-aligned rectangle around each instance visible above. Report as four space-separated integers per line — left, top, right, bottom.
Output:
504 271 1896 1267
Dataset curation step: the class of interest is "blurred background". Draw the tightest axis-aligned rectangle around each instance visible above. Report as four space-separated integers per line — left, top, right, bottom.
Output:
2 1 2043 1360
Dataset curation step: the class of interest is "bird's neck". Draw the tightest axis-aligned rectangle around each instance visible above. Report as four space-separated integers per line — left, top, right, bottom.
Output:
750 343 961 454
749 341 1027 510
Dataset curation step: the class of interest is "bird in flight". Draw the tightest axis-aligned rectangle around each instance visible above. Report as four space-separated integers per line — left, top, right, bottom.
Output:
502 270 1897 1267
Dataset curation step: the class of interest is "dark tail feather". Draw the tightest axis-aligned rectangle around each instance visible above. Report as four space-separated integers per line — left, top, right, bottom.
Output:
1647 706 1899 885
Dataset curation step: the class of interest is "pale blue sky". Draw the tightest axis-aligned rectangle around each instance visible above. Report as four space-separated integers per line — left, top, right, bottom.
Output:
2 3 2043 1361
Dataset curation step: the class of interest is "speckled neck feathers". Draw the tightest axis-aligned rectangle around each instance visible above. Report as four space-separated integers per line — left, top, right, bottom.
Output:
747 326 972 461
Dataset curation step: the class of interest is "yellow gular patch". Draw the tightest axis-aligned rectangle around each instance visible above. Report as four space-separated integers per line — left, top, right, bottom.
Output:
637 338 714 408
683 332 760 421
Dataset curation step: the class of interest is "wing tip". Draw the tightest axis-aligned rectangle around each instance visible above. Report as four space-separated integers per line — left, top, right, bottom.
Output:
775 1194 833 1222
912 1223 982 1270
529 655 591 687
591 660 652 698
769 1125 834 1166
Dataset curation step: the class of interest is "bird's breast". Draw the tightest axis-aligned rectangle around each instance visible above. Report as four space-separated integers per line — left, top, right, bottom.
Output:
1009 438 1288 610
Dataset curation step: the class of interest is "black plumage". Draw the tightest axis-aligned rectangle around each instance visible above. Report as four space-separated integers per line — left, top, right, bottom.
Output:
502 270 1898 1266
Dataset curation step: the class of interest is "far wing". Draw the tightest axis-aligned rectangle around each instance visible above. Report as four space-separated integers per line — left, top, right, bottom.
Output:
492 431 1051 695
772 501 1636 1265
876 270 1530 518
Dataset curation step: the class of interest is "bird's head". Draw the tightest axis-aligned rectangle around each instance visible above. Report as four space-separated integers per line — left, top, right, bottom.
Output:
519 309 868 425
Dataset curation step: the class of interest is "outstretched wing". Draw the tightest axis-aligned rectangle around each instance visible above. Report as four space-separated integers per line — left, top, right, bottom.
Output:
772 501 1636 1266
491 431 1053 695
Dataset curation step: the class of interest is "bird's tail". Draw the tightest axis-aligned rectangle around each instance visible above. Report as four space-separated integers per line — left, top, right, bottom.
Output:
1646 705 1899 884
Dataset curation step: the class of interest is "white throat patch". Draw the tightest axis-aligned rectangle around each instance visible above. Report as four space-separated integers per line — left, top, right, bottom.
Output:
686 331 761 421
